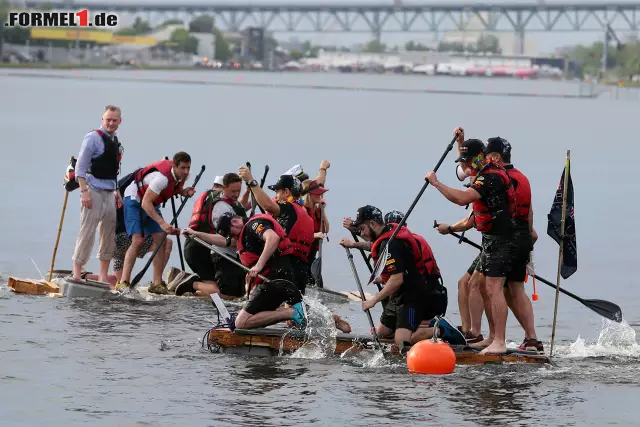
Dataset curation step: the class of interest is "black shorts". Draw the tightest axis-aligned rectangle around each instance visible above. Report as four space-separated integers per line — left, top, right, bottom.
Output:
475 234 516 278
380 285 448 332
184 238 215 281
211 252 245 297
507 228 533 283
243 257 301 315
467 254 481 276
290 256 309 295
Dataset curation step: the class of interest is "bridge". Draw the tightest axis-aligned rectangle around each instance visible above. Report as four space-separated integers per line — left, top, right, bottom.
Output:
20 2 640 35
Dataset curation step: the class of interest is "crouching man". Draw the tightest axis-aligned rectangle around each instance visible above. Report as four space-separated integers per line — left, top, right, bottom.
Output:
183 212 306 329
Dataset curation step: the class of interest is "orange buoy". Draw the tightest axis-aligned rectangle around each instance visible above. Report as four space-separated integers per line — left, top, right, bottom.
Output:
406 340 456 375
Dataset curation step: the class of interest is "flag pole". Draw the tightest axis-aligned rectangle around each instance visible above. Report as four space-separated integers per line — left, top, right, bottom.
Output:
550 150 571 357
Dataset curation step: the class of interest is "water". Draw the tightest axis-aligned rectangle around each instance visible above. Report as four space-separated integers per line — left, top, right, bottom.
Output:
1 69 639 426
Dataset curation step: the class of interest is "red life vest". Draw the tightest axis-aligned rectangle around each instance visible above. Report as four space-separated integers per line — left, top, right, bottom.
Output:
370 224 423 282
188 190 217 233
237 214 293 269
412 232 441 278
505 166 531 225
283 202 314 262
134 159 184 206
188 190 247 233
472 162 516 232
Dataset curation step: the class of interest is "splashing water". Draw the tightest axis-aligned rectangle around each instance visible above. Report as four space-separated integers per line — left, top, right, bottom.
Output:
564 318 640 359
285 294 338 359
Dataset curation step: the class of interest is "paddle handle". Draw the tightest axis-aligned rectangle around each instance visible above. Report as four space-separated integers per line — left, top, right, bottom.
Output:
48 184 70 282
130 165 206 288
369 135 457 282
189 235 270 283
345 247 383 350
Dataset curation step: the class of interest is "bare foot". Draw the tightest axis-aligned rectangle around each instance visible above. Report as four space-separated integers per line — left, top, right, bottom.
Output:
470 337 493 348
479 341 507 355
333 314 352 333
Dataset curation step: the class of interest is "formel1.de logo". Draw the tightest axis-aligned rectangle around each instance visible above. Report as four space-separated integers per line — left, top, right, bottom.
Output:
4 10 118 28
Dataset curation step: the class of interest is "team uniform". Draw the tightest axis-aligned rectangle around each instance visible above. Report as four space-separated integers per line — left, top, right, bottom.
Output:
237 215 302 315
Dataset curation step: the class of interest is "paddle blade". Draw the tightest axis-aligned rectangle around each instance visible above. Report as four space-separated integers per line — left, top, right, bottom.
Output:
368 245 387 285
310 257 323 288
584 299 623 323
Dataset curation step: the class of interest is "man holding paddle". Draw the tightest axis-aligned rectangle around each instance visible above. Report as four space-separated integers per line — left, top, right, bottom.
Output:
426 139 517 355
115 152 195 294
347 205 448 349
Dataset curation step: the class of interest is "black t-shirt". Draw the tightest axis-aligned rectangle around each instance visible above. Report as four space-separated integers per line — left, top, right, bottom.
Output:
242 218 275 255
378 237 426 300
470 172 514 235
274 200 297 234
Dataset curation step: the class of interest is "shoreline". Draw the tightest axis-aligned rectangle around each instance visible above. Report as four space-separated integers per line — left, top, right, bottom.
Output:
1 63 638 88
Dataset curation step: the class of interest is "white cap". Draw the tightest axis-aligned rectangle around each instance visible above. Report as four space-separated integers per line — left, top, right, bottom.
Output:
214 175 224 186
283 164 303 177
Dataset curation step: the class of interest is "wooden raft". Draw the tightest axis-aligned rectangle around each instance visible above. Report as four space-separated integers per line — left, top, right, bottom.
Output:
207 327 551 365
7 277 60 295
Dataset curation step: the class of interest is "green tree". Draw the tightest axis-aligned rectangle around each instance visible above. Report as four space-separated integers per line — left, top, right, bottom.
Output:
157 19 183 29
476 34 501 54
361 39 386 53
170 28 198 54
115 17 151 36
189 15 214 33
405 40 431 51
213 28 232 61
0 0 8 59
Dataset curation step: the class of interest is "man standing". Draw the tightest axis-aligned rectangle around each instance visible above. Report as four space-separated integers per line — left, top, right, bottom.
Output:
116 152 195 294
72 105 123 283
426 139 516 355
484 136 543 352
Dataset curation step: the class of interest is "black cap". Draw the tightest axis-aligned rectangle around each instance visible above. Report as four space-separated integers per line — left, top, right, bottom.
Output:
485 137 512 158
354 205 384 226
268 174 302 193
215 212 236 237
384 210 405 225
455 139 486 163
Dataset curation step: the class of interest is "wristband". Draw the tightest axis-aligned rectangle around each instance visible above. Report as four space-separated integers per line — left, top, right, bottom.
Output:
448 225 453 233
226 236 232 247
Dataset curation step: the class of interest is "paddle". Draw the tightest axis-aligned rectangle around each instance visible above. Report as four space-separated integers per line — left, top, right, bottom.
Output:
345 247 383 351
310 203 324 288
368 134 458 284
433 220 623 323
165 156 185 271
129 165 206 288
247 162 268 216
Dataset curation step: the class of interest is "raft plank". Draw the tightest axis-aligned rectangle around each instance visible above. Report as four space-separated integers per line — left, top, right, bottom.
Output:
7 277 60 295
207 328 551 364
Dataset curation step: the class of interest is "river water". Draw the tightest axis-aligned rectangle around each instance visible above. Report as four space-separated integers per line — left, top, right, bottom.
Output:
1 69 639 426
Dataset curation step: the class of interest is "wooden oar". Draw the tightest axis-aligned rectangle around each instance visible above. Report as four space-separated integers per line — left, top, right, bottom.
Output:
345 247 383 351
433 220 623 323
368 134 458 284
129 165 206 288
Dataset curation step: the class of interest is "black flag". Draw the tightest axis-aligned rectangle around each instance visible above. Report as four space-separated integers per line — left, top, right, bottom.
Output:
547 167 577 279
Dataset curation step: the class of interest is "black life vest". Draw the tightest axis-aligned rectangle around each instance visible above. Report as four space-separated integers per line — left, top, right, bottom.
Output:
89 129 122 180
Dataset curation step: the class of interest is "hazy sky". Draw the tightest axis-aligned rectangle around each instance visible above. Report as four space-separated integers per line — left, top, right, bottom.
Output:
30 0 640 54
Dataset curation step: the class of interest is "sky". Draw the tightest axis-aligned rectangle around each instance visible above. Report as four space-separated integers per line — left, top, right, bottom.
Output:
22 0 640 54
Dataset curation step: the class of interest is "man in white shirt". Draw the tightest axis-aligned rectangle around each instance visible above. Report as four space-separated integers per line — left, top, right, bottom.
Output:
116 152 195 294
